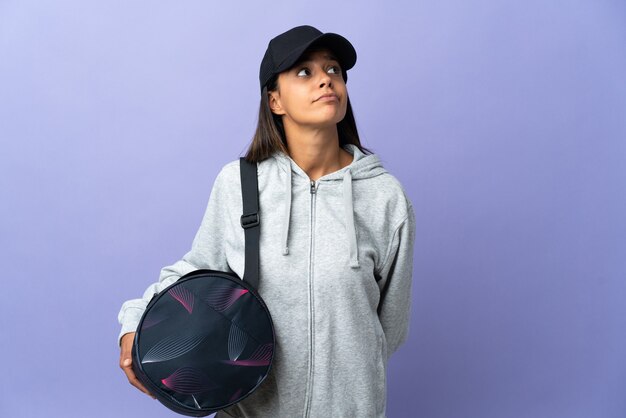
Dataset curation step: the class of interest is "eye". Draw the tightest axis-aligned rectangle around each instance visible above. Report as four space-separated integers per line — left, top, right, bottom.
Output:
328 65 342 74
295 64 341 77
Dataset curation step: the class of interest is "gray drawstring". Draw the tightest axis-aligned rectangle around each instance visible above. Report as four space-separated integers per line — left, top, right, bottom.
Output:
281 164 292 255
343 169 360 268
280 159 359 268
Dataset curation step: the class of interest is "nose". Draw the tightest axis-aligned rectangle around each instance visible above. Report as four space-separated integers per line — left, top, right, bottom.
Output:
319 72 332 89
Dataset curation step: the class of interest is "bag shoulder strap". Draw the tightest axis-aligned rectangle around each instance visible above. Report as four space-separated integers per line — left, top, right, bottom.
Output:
239 157 260 289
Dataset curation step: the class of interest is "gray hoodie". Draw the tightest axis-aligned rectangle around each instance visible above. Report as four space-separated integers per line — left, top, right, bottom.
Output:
117 143 416 418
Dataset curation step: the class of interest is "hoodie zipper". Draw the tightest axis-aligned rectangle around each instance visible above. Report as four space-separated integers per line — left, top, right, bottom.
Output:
304 179 317 418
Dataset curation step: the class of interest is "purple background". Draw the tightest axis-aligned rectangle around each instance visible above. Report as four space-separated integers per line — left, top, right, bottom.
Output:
1 1 625 417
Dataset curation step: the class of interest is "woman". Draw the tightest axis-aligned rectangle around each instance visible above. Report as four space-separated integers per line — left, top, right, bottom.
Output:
118 25 416 418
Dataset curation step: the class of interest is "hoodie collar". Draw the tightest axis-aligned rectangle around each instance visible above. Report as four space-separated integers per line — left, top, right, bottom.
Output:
271 144 386 269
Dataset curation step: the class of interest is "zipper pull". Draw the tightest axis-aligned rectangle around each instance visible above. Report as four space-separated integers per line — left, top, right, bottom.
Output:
310 180 317 194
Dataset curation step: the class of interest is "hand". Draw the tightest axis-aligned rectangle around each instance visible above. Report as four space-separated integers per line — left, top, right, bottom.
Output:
119 332 156 399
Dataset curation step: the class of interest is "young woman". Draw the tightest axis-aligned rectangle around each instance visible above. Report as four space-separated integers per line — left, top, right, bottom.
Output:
118 25 416 418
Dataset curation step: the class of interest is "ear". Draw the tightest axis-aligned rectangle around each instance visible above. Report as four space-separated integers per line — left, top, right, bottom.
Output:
268 91 286 116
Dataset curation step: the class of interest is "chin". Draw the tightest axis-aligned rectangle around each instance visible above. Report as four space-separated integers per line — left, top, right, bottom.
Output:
313 112 347 126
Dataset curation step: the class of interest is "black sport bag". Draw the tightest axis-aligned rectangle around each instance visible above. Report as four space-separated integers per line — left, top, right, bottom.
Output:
131 158 275 416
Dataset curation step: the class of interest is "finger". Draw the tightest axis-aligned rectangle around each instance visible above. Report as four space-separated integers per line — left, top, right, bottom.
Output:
128 375 155 398
119 356 132 370
121 358 156 399
127 372 156 399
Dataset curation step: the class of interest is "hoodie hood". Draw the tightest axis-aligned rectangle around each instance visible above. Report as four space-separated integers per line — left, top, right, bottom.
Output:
270 143 387 269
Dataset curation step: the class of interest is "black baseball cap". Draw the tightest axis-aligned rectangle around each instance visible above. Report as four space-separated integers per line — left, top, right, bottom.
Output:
259 25 357 94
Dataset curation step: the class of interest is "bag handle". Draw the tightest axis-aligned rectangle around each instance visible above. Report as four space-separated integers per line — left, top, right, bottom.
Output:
239 157 261 289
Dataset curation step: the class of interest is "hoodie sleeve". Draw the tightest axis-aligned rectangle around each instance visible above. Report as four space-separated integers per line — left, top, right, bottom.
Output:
116 164 235 346
375 202 416 361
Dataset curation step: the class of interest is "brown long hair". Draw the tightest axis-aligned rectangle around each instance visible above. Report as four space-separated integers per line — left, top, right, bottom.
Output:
243 71 373 163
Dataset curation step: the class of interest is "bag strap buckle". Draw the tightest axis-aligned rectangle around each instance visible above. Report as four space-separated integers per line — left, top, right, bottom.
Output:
240 212 260 229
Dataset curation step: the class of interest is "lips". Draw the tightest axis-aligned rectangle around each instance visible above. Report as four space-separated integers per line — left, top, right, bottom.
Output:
315 93 339 102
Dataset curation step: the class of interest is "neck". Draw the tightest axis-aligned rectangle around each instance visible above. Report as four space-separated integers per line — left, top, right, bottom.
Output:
283 121 353 181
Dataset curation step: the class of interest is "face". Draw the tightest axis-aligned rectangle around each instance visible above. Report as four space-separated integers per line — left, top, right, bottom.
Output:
268 48 348 129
